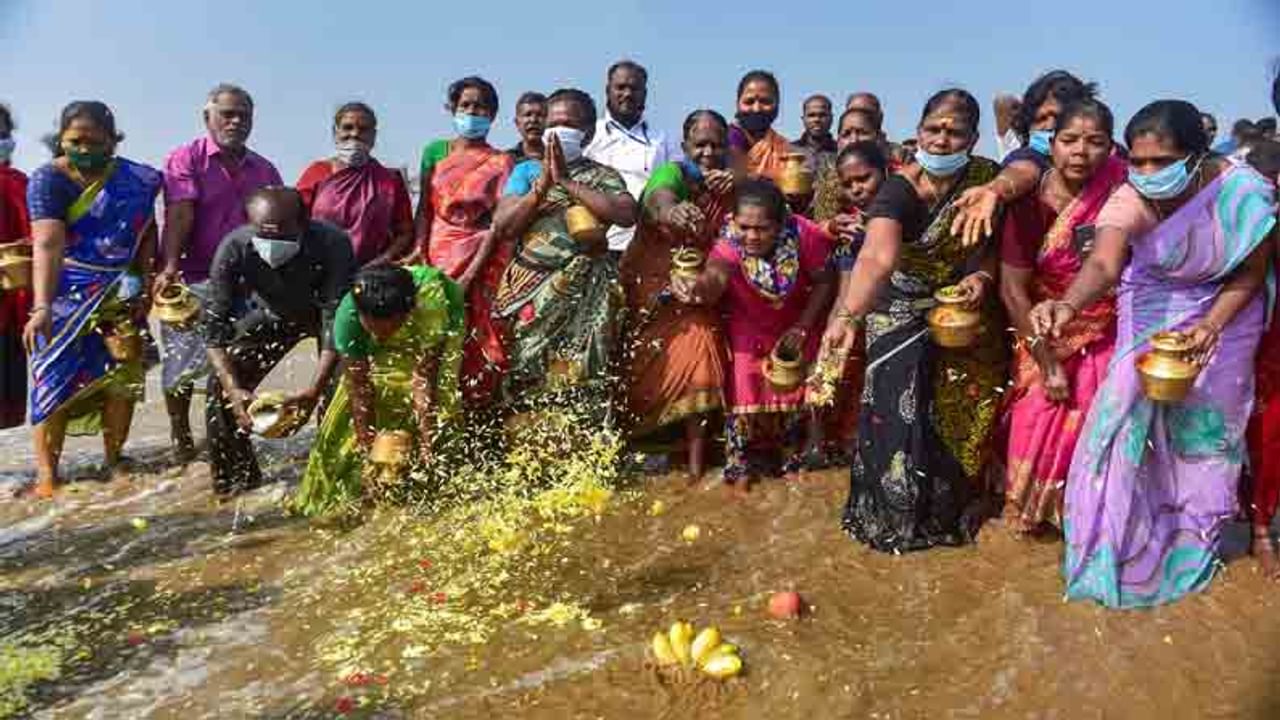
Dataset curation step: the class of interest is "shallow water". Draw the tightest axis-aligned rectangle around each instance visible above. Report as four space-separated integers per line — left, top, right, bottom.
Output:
3 347 1280 718
4 454 1280 719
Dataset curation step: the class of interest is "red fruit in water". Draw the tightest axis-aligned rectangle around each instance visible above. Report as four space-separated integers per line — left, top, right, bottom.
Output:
768 591 803 619
335 696 356 714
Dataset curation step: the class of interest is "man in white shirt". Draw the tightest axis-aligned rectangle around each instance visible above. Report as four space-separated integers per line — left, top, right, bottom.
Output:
584 59 682 256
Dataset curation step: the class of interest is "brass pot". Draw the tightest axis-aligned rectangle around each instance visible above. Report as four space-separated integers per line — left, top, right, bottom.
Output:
0 257 32 290
103 328 143 362
247 392 303 439
778 153 814 195
669 247 705 284
927 286 982 349
1137 331 1201 403
763 344 806 391
369 430 413 466
565 205 607 246
0 242 32 290
152 282 202 328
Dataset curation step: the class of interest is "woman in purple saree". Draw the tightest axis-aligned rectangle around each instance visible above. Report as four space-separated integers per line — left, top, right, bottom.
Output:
1031 100 1277 608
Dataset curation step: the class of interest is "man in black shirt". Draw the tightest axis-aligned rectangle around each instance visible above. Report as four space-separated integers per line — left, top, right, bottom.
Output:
202 186 355 495
507 92 547 163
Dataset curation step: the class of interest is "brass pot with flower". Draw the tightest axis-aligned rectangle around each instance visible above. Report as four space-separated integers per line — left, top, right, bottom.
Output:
247 392 305 439
926 285 982 349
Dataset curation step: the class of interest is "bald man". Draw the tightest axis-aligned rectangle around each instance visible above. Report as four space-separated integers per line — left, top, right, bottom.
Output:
202 186 354 495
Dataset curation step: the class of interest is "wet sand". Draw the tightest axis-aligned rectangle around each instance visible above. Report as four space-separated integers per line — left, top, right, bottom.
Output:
3 351 1280 718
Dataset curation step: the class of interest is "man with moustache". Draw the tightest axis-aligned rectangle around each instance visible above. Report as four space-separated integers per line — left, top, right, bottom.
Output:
584 60 682 257
508 91 547 163
153 83 282 462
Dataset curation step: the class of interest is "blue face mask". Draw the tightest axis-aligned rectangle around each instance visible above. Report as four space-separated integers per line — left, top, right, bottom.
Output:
915 147 970 177
453 113 492 140
1128 155 1194 200
1028 129 1054 156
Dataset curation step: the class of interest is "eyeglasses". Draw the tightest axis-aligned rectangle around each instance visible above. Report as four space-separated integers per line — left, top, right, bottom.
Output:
216 109 251 121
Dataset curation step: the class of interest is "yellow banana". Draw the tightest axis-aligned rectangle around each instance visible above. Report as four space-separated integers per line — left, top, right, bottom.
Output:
651 632 678 666
668 621 694 666
701 652 743 679
691 626 722 666
703 642 738 663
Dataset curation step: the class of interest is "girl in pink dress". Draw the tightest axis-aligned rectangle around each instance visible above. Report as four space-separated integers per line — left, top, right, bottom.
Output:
675 180 834 492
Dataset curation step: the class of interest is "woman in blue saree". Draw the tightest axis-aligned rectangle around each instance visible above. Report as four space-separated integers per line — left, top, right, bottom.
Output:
22 101 161 498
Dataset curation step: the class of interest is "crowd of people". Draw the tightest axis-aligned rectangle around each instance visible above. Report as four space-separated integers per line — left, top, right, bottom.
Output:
2 62 1279 611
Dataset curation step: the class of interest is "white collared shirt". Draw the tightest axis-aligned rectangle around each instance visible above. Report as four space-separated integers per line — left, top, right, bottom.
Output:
584 112 684 251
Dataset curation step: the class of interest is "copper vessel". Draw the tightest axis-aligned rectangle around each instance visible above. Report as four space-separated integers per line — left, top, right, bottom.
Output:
927 286 981 348
1137 331 1201 403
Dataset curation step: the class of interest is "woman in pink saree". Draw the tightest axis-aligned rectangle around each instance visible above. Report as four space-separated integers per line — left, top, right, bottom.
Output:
999 100 1126 535
416 76 515 406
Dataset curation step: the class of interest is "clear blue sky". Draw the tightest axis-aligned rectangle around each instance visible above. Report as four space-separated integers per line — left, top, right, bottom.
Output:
2 0 1277 180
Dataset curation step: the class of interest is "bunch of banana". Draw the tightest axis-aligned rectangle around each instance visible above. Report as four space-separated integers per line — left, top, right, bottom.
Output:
650 621 743 679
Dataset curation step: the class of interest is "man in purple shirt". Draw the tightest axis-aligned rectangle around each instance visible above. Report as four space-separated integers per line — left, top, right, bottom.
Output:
153 83 282 461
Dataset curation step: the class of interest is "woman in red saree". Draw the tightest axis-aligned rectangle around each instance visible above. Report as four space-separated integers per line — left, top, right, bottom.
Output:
1244 142 1280 577
0 104 30 429
619 109 732 481
999 100 1126 535
415 76 515 406
297 102 414 267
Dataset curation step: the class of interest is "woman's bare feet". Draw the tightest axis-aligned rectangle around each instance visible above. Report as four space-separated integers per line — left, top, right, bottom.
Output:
23 474 56 499
723 476 752 498
1252 529 1280 579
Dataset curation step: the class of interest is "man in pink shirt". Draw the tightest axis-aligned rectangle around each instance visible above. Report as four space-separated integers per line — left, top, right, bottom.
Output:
154 83 282 460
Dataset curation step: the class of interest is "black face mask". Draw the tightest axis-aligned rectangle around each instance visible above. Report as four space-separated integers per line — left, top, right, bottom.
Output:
736 109 777 134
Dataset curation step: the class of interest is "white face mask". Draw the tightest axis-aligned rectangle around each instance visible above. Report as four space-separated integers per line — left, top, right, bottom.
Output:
543 126 585 162
251 235 302 268
334 139 370 167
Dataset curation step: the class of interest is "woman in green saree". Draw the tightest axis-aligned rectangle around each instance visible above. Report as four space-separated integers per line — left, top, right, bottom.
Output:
295 264 463 516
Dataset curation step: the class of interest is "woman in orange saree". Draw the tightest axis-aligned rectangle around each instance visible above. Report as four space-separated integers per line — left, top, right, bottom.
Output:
619 110 733 481
416 76 515 406
728 70 800 184
999 100 1125 535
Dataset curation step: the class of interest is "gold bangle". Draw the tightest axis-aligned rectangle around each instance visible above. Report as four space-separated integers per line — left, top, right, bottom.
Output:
835 309 863 328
